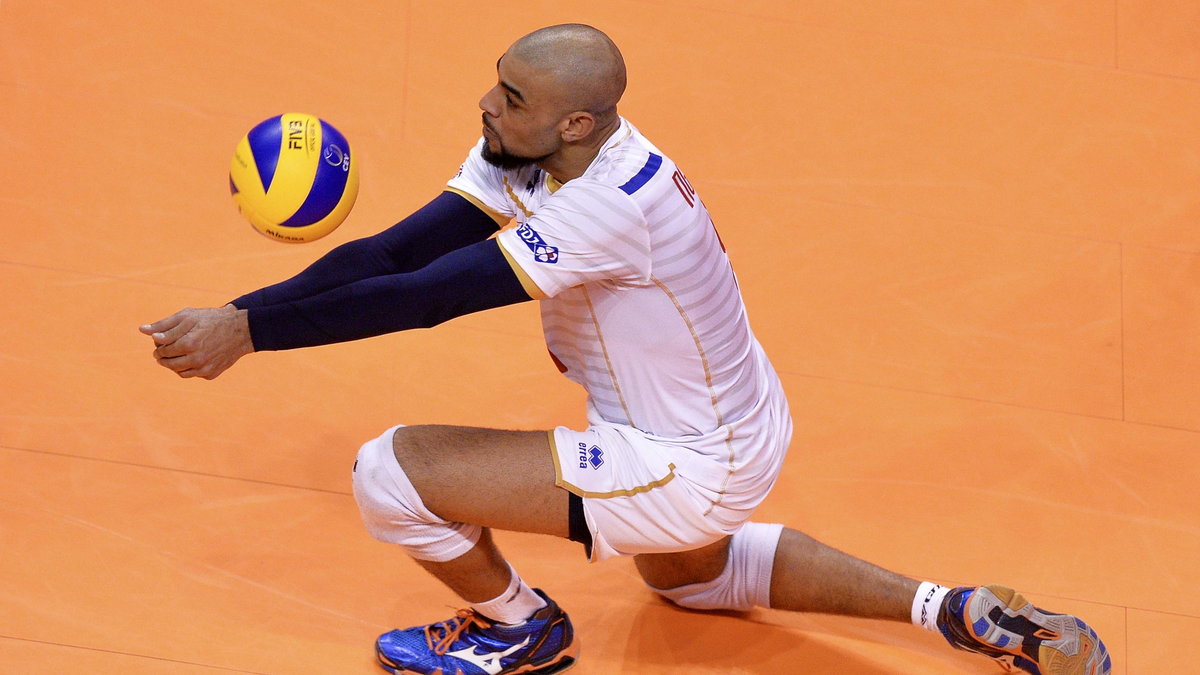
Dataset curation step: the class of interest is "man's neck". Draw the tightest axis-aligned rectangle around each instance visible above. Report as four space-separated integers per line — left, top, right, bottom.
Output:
537 117 622 184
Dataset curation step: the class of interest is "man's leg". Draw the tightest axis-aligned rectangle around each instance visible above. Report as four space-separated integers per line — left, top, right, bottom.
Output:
353 424 578 675
637 524 1111 674
388 425 570 603
768 528 917 618
635 526 916 620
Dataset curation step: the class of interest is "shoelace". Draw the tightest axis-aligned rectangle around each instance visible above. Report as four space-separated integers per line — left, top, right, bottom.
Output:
424 609 492 655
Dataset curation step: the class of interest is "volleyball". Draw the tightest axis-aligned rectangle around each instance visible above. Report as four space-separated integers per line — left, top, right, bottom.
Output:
229 113 359 243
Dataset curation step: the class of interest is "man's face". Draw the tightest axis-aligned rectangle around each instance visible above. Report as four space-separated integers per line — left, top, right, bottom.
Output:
478 53 564 169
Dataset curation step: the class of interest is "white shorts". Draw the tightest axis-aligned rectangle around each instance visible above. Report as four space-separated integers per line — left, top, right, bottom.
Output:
550 388 792 562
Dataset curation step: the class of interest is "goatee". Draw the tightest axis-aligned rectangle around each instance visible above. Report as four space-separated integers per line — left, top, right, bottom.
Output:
481 142 552 171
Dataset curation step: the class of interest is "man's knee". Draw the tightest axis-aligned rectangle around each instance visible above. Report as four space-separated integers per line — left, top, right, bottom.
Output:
352 425 481 561
388 424 432 457
646 522 784 611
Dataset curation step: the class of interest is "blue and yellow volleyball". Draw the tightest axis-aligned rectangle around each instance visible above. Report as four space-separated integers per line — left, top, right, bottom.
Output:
229 113 359 243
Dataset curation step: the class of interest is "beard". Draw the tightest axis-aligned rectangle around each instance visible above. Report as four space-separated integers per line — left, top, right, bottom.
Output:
481 135 554 170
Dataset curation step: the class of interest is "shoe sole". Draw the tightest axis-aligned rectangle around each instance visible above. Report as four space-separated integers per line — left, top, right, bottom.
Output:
967 585 1110 675
375 639 579 675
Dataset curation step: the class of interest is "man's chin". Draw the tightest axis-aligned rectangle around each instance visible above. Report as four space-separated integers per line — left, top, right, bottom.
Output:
481 144 548 171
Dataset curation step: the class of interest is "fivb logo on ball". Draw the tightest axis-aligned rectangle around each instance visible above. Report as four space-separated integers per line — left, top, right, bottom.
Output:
282 116 350 172
229 113 359 243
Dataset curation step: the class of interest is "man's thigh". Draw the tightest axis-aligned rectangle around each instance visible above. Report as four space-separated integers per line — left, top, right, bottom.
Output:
391 425 570 539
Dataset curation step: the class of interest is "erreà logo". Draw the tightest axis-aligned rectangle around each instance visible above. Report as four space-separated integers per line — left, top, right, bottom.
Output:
578 443 604 469
516 223 559 264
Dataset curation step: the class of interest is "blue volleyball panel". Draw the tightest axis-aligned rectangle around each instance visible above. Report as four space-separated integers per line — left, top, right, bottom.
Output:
279 120 350 228
246 115 284 193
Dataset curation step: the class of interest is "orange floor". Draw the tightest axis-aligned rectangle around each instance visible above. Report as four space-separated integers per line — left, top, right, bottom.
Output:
2 2 1198 673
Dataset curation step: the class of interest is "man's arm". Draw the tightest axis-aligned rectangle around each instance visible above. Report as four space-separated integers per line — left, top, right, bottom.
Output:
141 238 530 379
231 191 504 310
245 238 529 351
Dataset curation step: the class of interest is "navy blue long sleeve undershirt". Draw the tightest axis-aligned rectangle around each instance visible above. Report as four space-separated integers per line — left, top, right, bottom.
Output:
231 191 501 309
229 192 532 351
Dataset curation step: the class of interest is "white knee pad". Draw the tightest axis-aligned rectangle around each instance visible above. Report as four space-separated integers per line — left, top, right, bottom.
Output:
352 425 481 562
650 522 784 611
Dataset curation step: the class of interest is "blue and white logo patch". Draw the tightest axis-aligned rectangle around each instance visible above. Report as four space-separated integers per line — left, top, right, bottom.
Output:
515 223 559 264
578 443 605 470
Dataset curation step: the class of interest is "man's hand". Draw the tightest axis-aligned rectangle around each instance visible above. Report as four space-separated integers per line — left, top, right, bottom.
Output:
140 305 254 380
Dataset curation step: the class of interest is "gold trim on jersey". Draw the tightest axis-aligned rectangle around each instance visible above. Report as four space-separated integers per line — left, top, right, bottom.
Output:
582 285 636 427
605 124 633 150
548 429 564 483
548 430 679 499
545 174 562 193
498 240 548 299
502 177 534 219
651 276 736 515
561 463 678 499
444 188 511 226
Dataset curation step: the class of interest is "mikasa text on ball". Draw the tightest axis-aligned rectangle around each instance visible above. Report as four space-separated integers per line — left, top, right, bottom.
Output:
229 113 359 243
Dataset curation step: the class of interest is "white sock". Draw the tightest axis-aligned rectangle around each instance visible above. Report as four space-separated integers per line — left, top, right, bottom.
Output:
911 581 951 633
470 565 547 625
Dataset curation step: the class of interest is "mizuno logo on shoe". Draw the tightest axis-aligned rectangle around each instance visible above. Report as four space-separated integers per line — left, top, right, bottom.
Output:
446 636 530 675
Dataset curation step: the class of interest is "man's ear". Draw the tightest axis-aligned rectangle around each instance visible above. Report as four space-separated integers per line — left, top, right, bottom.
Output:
560 111 596 143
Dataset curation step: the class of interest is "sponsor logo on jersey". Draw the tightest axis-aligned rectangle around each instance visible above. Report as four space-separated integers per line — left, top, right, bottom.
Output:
516 223 559 264
578 443 604 469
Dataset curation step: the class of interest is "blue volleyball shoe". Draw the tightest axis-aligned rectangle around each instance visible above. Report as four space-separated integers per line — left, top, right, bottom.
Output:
937 585 1111 674
375 589 578 675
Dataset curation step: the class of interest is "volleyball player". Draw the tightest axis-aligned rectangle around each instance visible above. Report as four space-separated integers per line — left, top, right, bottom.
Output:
143 24 1110 675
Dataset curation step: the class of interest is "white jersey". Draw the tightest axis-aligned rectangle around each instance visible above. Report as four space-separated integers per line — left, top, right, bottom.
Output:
447 119 786 454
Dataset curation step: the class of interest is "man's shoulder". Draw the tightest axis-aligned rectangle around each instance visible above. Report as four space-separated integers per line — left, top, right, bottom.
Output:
582 122 674 199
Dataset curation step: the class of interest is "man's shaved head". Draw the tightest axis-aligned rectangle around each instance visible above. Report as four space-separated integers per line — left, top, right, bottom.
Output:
479 25 627 177
506 24 626 123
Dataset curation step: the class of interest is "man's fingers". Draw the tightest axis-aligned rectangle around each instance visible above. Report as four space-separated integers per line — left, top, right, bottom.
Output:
154 349 227 380
174 364 222 380
153 339 191 360
140 312 181 336
154 349 196 372
155 317 196 346
143 306 247 380
140 310 195 345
